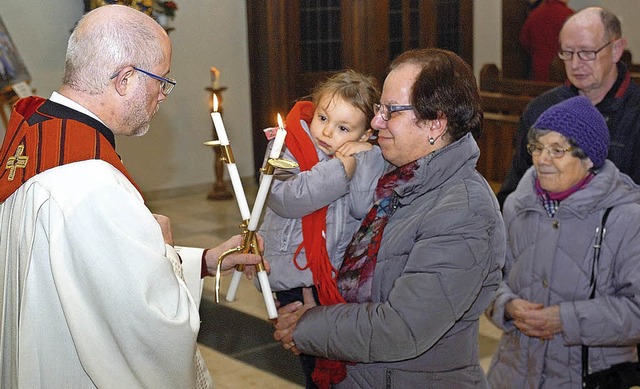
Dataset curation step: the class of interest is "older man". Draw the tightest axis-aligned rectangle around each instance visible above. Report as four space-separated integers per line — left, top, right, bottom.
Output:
0 5 261 388
497 7 640 207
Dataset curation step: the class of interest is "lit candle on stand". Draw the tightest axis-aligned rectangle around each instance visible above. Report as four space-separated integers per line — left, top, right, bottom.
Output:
209 94 250 303
207 110 289 319
210 94 251 219
244 113 287 319
248 113 286 231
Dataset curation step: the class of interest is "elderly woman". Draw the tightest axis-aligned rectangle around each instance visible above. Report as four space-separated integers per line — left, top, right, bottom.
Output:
273 48 505 388
486 96 640 388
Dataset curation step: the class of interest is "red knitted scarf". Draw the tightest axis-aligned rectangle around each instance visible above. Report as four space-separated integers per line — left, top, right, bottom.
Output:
0 96 140 202
283 101 348 388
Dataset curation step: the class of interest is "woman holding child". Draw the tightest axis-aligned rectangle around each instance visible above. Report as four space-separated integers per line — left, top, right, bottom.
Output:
273 48 506 388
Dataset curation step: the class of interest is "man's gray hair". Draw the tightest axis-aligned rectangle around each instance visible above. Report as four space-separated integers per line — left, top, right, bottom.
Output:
599 8 622 40
63 9 165 95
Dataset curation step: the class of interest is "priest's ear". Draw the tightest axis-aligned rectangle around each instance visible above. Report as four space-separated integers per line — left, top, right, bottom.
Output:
111 66 136 96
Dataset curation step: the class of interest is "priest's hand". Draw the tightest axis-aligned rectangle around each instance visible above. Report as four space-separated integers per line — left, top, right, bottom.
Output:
153 214 174 246
202 234 268 277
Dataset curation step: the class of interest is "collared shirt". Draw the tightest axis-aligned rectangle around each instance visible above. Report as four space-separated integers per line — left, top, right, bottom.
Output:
50 91 107 127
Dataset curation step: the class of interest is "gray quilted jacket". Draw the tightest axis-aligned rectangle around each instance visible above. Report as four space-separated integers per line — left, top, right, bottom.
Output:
293 133 506 388
487 161 640 389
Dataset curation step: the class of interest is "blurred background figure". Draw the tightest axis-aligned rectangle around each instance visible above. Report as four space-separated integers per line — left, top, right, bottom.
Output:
520 0 574 81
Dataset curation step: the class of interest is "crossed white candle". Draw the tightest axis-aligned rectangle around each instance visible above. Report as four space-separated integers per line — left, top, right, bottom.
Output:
211 94 251 220
209 98 285 319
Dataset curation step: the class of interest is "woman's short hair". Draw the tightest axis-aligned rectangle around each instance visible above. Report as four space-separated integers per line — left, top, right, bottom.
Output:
389 48 483 142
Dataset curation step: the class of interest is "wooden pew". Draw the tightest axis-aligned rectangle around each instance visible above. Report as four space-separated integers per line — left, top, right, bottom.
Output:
480 91 532 116
476 64 559 190
477 112 520 192
480 64 559 97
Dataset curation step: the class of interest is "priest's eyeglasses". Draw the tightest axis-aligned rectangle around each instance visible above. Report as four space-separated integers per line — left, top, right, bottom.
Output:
527 143 574 159
110 66 176 95
133 67 176 95
373 103 413 121
558 41 613 61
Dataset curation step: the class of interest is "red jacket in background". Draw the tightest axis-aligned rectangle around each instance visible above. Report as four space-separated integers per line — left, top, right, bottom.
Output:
519 0 574 81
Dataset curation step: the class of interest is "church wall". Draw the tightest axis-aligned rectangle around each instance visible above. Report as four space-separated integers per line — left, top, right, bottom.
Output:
0 1 253 196
1 1 638 195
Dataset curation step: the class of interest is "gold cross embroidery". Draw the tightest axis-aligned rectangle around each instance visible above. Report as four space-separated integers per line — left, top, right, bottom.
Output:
5 144 29 181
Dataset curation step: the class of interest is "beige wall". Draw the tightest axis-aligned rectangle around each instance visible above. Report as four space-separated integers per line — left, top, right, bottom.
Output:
0 1 253 195
1 1 638 194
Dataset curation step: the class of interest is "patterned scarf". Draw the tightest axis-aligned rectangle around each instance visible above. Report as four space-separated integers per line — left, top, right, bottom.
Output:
534 172 595 217
337 160 420 303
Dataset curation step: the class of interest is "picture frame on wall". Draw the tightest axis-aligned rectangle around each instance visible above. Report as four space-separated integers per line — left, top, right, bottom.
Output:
0 16 31 93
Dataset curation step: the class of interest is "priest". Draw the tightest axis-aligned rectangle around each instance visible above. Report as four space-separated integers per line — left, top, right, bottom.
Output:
0 5 262 388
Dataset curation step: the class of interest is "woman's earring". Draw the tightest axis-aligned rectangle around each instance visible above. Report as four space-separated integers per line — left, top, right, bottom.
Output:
429 137 435 145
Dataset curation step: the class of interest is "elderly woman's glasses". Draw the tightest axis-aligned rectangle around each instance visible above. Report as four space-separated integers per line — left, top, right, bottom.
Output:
527 143 574 158
373 103 413 121
110 66 176 95
558 41 613 61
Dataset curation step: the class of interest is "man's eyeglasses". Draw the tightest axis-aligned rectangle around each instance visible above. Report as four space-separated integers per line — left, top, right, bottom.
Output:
527 143 574 159
558 41 614 62
373 103 413 121
110 66 176 95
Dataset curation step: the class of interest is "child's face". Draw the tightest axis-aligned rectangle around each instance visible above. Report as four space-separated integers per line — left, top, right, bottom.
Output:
309 95 370 156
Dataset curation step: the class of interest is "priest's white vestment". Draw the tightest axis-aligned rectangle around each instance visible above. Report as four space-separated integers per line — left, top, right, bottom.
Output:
0 159 205 388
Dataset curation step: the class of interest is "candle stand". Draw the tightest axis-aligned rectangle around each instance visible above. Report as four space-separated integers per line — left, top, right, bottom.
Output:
206 112 297 319
205 86 233 200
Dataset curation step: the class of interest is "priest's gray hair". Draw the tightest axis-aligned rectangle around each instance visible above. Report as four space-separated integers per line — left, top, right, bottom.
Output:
63 6 165 95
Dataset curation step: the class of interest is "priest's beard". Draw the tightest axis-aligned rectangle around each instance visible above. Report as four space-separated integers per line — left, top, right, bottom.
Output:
126 84 160 137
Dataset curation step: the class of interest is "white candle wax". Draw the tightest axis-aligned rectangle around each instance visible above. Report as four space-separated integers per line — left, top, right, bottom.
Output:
211 112 229 145
227 164 251 220
258 270 278 319
209 108 251 220
225 269 243 302
269 128 287 159
248 174 273 231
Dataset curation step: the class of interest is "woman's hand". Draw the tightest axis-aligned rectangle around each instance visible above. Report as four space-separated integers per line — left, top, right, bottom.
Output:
273 289 317 355
507 299 562 340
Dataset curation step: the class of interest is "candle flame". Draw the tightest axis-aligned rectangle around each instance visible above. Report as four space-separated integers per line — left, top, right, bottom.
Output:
277 113 284 129
213 94 219 112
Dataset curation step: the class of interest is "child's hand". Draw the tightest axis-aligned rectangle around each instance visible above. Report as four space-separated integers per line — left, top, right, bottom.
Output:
337 140 373 157
335 152 356 179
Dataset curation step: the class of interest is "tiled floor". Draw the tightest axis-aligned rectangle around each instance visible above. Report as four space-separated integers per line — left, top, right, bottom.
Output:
146 184 503 389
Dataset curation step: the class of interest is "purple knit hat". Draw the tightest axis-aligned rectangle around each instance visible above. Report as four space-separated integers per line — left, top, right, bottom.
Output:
533 96 609 168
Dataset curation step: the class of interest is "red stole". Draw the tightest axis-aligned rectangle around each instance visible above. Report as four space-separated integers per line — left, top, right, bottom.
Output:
0 96 140 202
